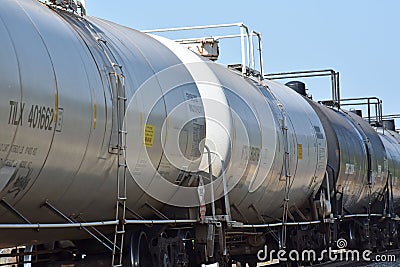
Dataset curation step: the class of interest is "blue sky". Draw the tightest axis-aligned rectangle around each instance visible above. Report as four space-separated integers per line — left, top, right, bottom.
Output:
88 1 400 127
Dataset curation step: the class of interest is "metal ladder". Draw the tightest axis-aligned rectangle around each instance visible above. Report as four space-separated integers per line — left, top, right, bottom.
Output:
111 65 128 267
87 30 129 266
86 26 128 267
281 113 291 249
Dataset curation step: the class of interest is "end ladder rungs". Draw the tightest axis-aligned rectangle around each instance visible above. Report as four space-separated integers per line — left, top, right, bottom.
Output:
116 230 125 234
117 96 127 101
118 163 127 167
118 197 127 201
112 264 123 267
118 130 128 134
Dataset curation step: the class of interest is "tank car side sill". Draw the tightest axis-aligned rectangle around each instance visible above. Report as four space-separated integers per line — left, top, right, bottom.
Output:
0 220 118 229
124 219 198 225
227 213 392 228
339 213 384 219
230 220 322 228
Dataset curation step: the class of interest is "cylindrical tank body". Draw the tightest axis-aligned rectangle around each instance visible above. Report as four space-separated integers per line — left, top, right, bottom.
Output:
0 0 330 247
2 0 400 253
0 0 206 246
255 80 327 221
376 128 400 212
307 101 392 213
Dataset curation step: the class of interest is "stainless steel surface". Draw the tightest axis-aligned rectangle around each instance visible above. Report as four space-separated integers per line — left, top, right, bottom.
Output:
151 36 281 220
1 0 399 253
0 0 328 244
0 0 206 246
255 79 328 221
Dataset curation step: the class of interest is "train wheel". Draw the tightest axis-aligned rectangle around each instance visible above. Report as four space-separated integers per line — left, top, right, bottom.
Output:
22 245 33 267
182 231 196 267
124 231 153 267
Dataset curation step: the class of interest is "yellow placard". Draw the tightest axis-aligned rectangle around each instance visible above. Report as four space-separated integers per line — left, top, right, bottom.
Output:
297 144 303 160
54 91 58 122
93 103 97 129
144 124 155 147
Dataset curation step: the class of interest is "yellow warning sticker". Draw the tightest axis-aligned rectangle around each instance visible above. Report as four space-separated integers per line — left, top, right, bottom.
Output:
144 124 155 147
297 144 303 160
93 103 97 129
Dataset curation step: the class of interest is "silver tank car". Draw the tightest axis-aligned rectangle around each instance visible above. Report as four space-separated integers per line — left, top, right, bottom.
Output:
1 1 400 265
0 0 328 247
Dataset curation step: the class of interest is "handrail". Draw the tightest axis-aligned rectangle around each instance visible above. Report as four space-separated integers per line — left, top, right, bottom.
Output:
250 30 264 79
203 146 232 222
143 22 254 76
265 69 340 108
204 145 216 220
176 31 264 79
142 23 244 33
340 97 383 125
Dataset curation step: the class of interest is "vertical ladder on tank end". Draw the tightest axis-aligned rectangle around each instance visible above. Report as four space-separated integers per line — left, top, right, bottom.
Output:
111 65 128 267
281 113 291 249
50 17 129 266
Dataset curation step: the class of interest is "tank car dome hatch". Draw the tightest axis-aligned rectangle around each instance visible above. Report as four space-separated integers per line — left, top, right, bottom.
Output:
383 119 395 131
350 109 363 117
285 80 307 96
